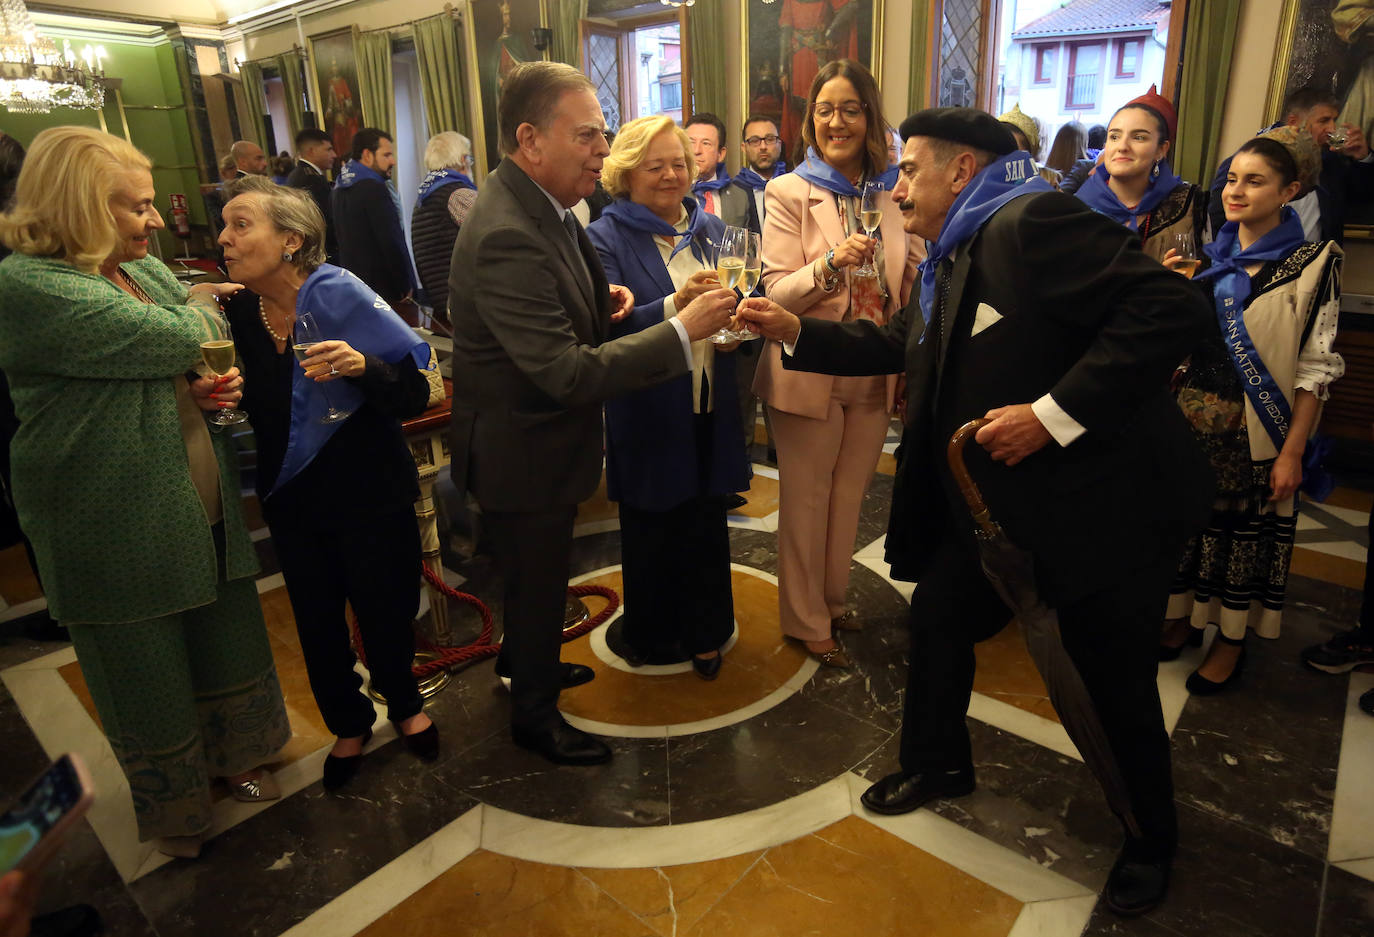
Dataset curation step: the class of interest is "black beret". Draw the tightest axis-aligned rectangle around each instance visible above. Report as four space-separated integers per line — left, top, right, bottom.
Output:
898 107 1017 156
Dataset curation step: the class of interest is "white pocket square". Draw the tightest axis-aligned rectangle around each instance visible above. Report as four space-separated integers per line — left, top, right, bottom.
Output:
971 302 1004 337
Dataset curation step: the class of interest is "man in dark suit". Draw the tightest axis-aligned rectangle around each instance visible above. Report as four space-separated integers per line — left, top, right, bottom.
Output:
333 127 417 304
447 62 738 767
1208 86 1373 244
285 128 338 263
739 108 1213 917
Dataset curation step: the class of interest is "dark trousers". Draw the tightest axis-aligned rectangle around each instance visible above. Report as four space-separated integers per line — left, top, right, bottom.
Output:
270 507 424 737
901 530 1179 851
485 506 577 733
619 496 735 657
1361 501 1373 637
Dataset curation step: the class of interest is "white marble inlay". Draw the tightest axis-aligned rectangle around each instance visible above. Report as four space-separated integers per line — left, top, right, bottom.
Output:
483 775 853 868
0 596 48 624
968 691 1082 763
1294 514 1323 532
1306 501 1372 528
854 534 887 561
726 513 778 533
277 804 482 937
1334 856 1374 885
854 554 915 603
750 464 779 481
255 572 286 594
1330 671 1374 864
844 773 1092 904
1296 540 1370 563
573 517 621 539
1007 894 1098 937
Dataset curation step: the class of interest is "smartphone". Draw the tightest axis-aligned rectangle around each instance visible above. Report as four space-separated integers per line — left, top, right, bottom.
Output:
0 753 94 874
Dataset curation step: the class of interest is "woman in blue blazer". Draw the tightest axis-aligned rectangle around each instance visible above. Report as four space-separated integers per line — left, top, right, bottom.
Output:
586 116 751 680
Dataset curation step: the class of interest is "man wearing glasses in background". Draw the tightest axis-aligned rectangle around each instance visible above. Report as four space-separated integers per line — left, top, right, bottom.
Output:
721 115 788 466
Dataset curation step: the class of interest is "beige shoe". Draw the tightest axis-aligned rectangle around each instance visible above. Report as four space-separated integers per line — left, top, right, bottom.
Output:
157 833 205 859
227 769 281 803
831 610 862 632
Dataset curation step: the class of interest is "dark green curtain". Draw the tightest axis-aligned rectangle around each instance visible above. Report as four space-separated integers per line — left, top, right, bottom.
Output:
687 0 725 118
413 13 468 135
1173 0 1242 185
355 30 395 137
907 0 932 112
275 52 307 142
237 62 268 146
551 0 587 69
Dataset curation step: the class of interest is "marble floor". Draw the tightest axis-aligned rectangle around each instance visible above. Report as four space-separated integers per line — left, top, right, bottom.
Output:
1 421 1372 937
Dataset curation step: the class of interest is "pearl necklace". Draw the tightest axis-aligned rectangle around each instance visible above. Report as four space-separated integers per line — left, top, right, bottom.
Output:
258 296 291 344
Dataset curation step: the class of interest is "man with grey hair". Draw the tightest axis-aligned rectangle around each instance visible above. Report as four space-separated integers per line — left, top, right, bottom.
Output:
410 131 476 320
448 60 738 767
230 139 267 177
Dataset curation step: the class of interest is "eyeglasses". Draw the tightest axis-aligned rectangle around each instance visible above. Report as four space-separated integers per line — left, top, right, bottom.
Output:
813 103 865 122
744 134 781 146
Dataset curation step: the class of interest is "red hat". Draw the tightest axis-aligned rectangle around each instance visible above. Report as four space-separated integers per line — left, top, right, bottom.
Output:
1124 84 1177 143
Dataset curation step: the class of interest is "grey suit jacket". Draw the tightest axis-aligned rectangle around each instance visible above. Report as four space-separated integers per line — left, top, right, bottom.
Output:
717 183 752 232
447 158 688 512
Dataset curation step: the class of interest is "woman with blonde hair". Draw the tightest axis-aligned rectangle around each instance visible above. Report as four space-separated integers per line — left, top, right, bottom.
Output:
411 130 477 321
756 59 922 668
0 127 290 859
586 115 748 678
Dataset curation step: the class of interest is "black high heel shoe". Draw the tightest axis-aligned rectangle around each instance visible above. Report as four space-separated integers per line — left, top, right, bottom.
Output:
1158 625 1204 662
323 727 373 791
1185 634 1246 695
395 718 440 761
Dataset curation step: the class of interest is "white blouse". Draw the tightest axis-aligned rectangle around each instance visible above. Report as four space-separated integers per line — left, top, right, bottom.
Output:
655 206 717 413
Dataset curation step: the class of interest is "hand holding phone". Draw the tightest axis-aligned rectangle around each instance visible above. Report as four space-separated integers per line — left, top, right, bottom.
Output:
0 754 94 876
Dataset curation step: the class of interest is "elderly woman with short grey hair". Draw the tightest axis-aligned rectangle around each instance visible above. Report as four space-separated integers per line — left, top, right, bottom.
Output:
218 175 441 790
410 131 476 321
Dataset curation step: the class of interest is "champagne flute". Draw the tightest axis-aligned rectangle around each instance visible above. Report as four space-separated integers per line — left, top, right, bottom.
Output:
202 315 247 427
1327 126 1349 152
730 230 763 341
855 181 884 277
293 311 352 424
710 226 746 345
1169 230 1200 279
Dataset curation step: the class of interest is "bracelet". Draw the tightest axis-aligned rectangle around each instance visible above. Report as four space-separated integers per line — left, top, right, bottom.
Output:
816 256 840 292
823 248 839 274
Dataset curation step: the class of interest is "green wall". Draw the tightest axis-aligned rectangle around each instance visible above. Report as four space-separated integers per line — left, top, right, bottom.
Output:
0 31 206 257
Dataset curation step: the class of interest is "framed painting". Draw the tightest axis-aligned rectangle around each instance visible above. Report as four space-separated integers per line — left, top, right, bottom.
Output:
740 0 884 166
463 0 548 179
1265 0 1374 232
307 26 363 172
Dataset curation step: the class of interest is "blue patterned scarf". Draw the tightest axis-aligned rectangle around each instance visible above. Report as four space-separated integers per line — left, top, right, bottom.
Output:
792 147 898 195
733 161 788 191
692 163 732 200
414 168 475 209
600 197 713 262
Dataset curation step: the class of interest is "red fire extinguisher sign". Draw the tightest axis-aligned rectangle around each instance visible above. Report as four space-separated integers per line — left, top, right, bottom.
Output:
169 193 190 239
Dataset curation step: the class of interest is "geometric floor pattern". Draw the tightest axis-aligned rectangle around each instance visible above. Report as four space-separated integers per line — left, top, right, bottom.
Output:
1 420 1371 937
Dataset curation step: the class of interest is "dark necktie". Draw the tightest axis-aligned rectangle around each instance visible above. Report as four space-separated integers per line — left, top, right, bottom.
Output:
562 211 592 286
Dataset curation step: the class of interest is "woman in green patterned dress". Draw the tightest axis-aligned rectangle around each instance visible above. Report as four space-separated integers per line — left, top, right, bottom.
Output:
0 127 292 859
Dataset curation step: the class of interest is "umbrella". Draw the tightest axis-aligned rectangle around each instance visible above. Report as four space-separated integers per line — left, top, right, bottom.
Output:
947 418 1141 838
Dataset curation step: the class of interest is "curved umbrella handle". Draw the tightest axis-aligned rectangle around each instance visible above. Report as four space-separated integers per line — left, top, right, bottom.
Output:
946 418 999 537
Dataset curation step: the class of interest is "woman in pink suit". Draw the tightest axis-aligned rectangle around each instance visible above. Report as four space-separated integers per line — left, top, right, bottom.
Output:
757 59 922 667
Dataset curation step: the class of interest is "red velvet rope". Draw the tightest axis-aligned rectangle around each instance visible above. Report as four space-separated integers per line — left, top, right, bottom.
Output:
350 563 621 680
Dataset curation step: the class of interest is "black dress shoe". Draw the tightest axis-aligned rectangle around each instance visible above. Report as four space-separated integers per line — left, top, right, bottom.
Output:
322 727 373 791
1185 645 1246 695
725 493 748 510
692 653 722 680
1104 842 1172 917
621 646 651 667
396 721 440 761
30 904 102 937
512 720 612 766
1158 626 1203 661
860 768 975 815
495 662 597 689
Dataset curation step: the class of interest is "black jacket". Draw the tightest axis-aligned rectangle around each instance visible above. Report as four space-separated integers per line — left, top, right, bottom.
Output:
332 176 415 303
285 160 338 263
788 191 1214 605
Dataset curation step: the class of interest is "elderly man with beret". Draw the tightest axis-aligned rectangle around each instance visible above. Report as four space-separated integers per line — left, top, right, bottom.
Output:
738 107 1214 917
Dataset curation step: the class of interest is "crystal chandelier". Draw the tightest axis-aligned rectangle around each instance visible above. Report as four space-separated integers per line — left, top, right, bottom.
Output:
0 0 105 114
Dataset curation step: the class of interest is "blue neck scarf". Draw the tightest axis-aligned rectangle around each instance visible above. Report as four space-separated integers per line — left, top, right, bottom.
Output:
1193 208 1307 451
917 151 1052 329
271 265 432 496
415 168 475 209
1075 161 1184 231
734 161 788 192
335 158 387 190
692 163 732 196
792 147 898 196
601 196 713 262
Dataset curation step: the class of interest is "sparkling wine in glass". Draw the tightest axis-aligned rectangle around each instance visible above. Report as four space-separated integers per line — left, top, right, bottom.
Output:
730 230 763 341
1327 126 1349 152
710 226 747 345
202 317 247 427
855 181 884 277
1169 231 1200 279
294 311 352 424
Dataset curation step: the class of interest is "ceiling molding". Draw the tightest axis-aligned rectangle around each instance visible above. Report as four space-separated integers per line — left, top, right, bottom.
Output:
226 0 358 34
30 12 171 46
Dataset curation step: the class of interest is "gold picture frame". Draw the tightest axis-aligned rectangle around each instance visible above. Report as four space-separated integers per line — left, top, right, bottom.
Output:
305 26 363 170
461 0 551 180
